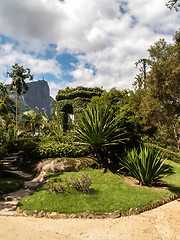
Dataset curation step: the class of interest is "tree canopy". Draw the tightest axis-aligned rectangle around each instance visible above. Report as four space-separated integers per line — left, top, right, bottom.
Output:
134 31 180 150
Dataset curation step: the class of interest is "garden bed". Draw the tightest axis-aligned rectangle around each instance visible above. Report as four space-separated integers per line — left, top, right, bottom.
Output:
17 161 180 216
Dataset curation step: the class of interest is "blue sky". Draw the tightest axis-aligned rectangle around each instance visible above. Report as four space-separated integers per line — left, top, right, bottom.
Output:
0 0 179 98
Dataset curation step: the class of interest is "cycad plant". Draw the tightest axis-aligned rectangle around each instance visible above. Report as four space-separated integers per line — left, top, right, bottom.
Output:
75 104 126 172
118 145 174 186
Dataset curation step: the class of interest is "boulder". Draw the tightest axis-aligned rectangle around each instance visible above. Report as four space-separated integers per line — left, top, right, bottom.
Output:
35 157 97 174
41 158 77 173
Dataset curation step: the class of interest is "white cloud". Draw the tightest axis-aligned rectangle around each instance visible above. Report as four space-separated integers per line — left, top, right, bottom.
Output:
0 0 179 97
0 43 62 83
48 80 67 98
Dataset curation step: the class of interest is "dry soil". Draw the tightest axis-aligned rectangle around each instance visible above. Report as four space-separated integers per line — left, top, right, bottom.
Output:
0 199 180 240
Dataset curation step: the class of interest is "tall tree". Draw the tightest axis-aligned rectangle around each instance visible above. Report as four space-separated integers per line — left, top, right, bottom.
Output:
134 31 180 150
7 63 33 139
134 58 151 90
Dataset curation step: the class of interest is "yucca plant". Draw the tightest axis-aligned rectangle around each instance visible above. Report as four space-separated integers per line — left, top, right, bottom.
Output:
75 104 126 172
118 145 174 186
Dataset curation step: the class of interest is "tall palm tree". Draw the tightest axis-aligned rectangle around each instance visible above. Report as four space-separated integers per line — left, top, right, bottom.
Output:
7 63 33 139
75 104 127 173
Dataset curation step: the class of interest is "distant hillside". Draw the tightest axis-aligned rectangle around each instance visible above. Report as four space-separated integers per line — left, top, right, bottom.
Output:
8 80 52 116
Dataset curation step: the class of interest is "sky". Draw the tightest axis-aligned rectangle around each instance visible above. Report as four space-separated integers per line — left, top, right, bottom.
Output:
0 0 179 98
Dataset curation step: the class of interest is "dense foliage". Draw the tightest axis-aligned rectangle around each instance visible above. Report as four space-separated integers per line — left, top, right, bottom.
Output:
55 86 104 131
90 88 142 147
133 31 180 151
5 138 89 168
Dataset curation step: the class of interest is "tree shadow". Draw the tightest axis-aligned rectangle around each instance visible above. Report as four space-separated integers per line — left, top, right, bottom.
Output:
153 181 180 195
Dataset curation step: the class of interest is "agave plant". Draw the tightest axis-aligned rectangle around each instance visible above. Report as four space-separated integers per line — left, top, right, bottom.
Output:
75 104 126 172
118 145 174 186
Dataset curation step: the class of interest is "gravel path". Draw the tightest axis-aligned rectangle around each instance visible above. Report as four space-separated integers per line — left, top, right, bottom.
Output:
0 189 34 216
0 199 179 240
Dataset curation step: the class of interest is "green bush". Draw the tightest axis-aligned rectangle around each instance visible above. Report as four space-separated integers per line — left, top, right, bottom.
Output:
5 138 89 173
5 137 40 153
118 145 174 186
38 141 89 158
6 138 88 158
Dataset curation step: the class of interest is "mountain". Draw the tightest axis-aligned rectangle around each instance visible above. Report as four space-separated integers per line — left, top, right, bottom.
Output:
8 80 52 116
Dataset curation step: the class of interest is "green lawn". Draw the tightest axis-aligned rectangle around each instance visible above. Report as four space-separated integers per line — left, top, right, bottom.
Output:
18 161 180 214
0 179 24 195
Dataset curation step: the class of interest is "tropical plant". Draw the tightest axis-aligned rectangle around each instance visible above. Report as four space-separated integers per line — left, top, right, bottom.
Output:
118 145 174 186
75 104 126 172
20 110 43 136
7 63 33 139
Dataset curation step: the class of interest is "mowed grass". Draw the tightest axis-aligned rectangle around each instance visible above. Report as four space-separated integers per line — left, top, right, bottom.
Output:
18 161 180 214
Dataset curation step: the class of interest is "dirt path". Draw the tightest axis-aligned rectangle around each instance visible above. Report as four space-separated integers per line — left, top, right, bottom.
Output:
0 199 179 240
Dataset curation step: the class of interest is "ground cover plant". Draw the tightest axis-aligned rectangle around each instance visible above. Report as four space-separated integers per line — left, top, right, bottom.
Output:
18 161 180 214
0 178 24 194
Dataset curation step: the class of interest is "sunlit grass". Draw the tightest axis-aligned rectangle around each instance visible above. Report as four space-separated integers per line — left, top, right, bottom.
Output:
18 161 180 214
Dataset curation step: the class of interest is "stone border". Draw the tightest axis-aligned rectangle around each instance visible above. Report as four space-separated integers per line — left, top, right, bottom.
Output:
15 193 180 219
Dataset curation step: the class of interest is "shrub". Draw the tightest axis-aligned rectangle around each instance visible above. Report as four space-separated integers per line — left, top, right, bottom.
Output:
118 145 174 186
38 142 89 158
4 138 89 173
45 173 92 194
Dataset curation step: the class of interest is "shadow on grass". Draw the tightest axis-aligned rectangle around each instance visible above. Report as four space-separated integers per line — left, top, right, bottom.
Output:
153 181 180 195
